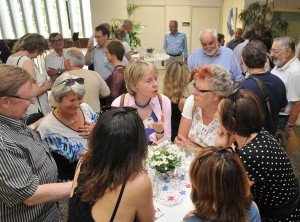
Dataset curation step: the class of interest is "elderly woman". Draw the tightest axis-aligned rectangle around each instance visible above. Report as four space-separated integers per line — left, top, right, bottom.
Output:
38 72 97 181
184 146 260 222
68 107 154 221
175 64 233 151
114 28 132 64
216 88 300 221
112 59 171 145
6 33 52 115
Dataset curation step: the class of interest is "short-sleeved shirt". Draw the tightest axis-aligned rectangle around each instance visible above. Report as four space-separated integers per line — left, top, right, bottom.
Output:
44 50 65 72
237 72 287 132
0 115 62 222
38 103 98 180
271 57 300 115
188 46 243 83
237 129 300 220
181 96 219 147
90 46 114 80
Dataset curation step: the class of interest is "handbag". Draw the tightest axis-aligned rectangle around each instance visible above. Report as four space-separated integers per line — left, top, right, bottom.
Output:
16 55 45 126
252 77 286 148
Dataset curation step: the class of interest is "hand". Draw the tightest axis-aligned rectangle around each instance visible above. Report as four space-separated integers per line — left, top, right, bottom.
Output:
215 127 231 147
47 67 59 78
284 127 293 138
42 81 52 91
175 134 195 152
150 115 164 134
87 42 95 52
79 121 95 139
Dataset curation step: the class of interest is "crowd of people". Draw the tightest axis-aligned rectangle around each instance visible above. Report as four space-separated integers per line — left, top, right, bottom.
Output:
0 18 300 222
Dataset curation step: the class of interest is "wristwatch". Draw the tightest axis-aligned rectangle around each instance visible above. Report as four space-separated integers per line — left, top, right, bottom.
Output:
286 123 294 128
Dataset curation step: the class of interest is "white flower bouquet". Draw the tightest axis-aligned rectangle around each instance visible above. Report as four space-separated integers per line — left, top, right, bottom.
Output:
147 141 185 173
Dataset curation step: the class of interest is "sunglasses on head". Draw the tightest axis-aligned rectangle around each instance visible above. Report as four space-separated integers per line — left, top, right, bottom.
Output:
59 78 85 86
198 146 234 163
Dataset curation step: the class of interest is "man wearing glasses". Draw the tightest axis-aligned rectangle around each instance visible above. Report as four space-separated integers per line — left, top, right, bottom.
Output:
85 25 114 81
0 65 72 222
45 32 65 82
271 36 300 138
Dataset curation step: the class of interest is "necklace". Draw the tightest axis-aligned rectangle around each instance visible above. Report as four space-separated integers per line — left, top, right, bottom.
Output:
56 109 78 126
134 99 151 109
243 136 250 147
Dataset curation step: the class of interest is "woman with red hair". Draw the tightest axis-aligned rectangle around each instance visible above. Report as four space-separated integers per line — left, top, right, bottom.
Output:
175 65 233 151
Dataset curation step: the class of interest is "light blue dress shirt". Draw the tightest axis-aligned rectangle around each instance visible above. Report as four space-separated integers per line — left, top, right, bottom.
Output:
188 46 243 83
163 31 188 59
91 46 114 80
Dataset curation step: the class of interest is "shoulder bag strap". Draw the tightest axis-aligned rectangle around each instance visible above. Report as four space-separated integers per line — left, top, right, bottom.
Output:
16 56 24 66
120 93 126 107
252 77 275 132
157 93 162 111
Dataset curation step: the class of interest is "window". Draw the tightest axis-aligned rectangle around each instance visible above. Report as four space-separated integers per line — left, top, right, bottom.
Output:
0 0 92 39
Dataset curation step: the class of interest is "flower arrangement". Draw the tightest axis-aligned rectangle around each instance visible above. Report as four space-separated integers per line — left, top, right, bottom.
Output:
147 141 185 173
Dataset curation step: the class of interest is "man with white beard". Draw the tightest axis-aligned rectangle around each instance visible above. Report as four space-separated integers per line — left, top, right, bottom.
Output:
188 29 243 87
270 36 300 138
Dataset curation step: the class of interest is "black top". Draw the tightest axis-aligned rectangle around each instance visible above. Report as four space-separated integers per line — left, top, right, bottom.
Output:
171 101 182 141
68 164 127 222
237 130 300 221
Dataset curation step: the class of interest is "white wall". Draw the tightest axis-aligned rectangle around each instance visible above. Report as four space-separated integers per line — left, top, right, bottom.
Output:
89 0 127 29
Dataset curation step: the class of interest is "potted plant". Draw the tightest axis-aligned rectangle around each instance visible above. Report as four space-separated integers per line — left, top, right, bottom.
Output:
238 0 289 37
111 4 144 48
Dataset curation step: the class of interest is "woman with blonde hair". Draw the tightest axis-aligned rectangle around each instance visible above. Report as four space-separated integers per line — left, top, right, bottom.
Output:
6 33 52 116
184 146 260 222
163 61 190 141
112 59 171 144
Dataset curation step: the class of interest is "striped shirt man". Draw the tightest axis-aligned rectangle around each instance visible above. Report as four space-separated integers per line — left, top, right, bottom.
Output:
0 115 63 222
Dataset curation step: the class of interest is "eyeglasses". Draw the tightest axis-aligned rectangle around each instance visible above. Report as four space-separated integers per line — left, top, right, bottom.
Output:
198 146 234 163
59 78 85 86
51 38 63 43
270 48 286 54
193 83 217 94
7 95 35 102
94 35 104 39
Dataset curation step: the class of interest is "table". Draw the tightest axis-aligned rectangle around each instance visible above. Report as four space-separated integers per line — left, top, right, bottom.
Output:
147 147 195 221
131 53 170 62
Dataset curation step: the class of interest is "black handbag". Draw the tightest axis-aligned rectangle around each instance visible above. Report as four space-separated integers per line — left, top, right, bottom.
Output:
26 109 44 125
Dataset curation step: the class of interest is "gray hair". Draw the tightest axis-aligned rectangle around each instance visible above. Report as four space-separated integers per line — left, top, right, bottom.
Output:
114 28 127 41
51 72 86 103
209 65 233 95
123 19 132 27
296 41 300 57
199 29 218 42
64 47 85 67
273 36 295 54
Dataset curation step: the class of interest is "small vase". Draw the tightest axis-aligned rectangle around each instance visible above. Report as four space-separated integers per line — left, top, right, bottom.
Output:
153 170 174 196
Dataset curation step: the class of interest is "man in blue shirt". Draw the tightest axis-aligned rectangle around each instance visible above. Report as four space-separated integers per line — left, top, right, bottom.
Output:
162 20 188 67
188 28 243 87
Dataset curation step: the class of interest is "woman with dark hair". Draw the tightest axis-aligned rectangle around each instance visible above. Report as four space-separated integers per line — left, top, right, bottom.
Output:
68 107 155 222
216 88 300 221
184 146 260 222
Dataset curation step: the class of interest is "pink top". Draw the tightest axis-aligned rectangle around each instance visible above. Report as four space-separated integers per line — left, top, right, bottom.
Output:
112 93 171 144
